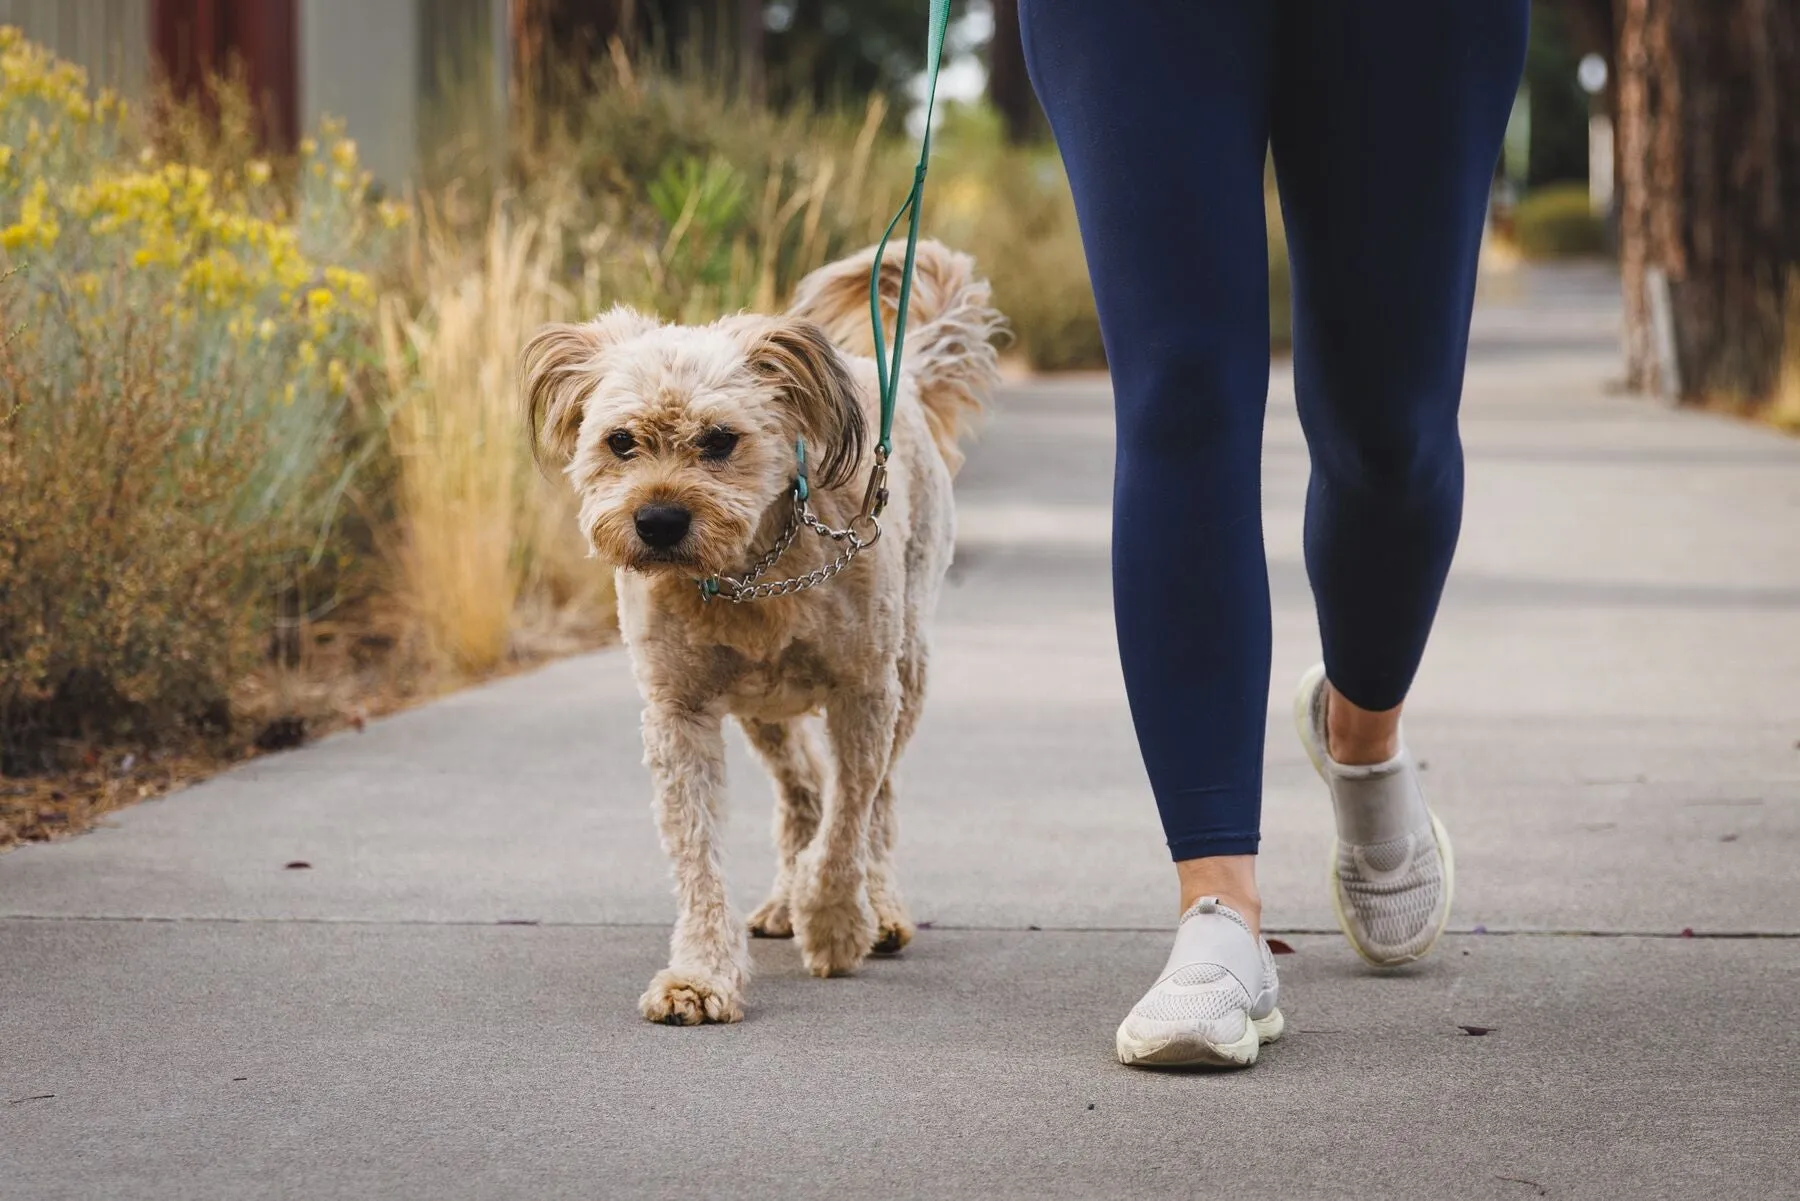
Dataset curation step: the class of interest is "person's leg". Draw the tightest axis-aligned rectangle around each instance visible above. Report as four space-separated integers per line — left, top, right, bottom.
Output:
1274 0 1528 719
1022 0 1285 1068
1019 0 1275 931
1273 0 1528 965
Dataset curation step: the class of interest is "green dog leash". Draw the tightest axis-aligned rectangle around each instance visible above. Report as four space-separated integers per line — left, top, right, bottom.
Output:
701 0 952 605
872 0 952 464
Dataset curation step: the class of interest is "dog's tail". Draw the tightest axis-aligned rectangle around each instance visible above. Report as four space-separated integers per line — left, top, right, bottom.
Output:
787 240 1003 475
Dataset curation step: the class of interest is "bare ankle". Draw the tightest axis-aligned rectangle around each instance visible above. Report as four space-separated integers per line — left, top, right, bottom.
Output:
1325 682 1402 766
1174 854 1262 939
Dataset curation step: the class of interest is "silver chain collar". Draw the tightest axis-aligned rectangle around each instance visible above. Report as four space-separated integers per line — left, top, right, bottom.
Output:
698 447 890 604
699 489 883 604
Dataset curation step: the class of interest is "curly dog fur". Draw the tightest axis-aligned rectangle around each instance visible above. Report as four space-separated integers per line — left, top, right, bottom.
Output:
522 241 1003 1023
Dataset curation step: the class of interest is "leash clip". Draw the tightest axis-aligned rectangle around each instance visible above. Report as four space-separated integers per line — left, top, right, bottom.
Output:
860 446 890 520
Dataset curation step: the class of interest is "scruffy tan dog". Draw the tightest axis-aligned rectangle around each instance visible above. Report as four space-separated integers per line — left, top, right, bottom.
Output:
522 241 1002 1024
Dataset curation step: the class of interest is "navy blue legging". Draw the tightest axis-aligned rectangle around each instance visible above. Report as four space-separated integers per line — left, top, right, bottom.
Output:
1019 2 1528 860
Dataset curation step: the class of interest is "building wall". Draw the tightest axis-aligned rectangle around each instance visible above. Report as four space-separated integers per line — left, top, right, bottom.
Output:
0 0 153 97
299 0 418 189
3 0 509 189
301 0 508 191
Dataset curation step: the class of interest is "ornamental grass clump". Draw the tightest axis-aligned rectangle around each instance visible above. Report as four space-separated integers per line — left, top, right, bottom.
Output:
0 29 400 770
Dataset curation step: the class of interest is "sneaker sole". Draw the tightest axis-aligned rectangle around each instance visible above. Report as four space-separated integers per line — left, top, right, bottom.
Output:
1115 1007 1285 1069
1293 665 1456 969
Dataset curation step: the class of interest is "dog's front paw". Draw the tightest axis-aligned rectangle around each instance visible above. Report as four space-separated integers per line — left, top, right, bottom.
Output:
792 870 876 978
872 914 914 955
746 894 793 939
638 969 744 1026
868 873 914 955
794 897 876 977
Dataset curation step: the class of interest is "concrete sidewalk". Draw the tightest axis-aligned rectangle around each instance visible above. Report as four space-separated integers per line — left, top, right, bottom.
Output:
3 265 1797 1200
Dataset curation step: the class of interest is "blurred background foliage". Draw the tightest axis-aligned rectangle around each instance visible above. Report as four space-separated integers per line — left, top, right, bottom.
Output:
4 0 1791 841
0 0 1606 831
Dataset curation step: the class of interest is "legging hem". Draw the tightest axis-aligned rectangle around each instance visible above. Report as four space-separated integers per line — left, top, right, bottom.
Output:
1168 833 1261 861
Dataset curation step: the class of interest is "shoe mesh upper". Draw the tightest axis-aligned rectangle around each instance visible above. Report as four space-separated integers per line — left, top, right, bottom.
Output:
1358 835 1413 874
1336 828 1446 958
1302 665 1449 964
1132 964 1245 1023
1127 903 1276 1026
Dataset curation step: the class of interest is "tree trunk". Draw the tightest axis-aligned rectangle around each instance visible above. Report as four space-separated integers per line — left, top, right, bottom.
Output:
1616 0 1656 390
1615 0 1800 404
737 0 765 104
987 0 1041 144
511 0 634 105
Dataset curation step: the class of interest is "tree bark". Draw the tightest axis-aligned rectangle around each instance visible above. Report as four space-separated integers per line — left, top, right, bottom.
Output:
1614 0 1800 404
1616 0 1656 390
737 0 765 104
987 0 1041 144
511 0 634 105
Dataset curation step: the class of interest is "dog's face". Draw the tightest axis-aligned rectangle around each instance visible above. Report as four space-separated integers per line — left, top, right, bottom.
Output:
522 307 865 579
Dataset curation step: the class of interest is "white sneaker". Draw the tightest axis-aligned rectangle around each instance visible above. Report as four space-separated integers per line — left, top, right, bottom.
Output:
1115 897 1284 1068
1295 663 1454 967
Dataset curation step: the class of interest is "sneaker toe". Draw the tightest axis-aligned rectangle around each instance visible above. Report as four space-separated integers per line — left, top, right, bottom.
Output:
1116 964 1256 1065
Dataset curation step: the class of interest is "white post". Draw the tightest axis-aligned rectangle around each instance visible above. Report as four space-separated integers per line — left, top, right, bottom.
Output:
1578 55 1612 217
1646 266 1682 404
1588 114 1614 216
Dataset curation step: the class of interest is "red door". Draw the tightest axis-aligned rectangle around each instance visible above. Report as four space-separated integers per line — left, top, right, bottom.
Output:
151 0 298 151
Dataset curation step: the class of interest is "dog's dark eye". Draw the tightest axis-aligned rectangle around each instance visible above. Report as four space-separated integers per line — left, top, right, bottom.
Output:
606 430 637 458
696 427 739 462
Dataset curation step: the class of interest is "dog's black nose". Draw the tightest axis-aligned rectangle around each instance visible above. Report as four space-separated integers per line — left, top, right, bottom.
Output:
633 503 692 549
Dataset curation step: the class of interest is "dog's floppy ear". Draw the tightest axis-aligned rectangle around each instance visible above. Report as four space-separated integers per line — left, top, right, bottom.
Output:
521 306 656 469
746 318 867 491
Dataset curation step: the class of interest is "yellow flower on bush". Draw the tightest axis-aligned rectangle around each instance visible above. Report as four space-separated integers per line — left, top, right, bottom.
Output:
4 26 396 482
323 266 375 307
376 200 410 231
0 178 58 250
0 27 89 113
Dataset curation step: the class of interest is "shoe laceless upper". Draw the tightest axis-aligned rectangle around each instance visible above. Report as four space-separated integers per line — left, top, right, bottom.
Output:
1127 898 1277 1025
1304 673 1446 960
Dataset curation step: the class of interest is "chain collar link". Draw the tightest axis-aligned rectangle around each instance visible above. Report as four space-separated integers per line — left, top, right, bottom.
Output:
698 476 884 605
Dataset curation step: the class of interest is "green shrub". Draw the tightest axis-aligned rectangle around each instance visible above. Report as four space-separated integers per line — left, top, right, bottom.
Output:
1512 183 1608 259
0 30 396 769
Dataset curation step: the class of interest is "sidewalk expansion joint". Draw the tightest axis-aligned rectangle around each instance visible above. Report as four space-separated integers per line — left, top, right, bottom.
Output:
2 914 1797 939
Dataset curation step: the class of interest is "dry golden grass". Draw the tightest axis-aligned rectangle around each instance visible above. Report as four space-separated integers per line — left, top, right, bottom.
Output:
1767 273 1800 432
382 207 614 683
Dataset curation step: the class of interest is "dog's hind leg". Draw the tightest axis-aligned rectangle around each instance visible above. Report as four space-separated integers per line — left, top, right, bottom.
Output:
739 717 825 939
636 705 749 1025
867 652 925 955
791 683 897 977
